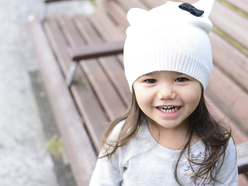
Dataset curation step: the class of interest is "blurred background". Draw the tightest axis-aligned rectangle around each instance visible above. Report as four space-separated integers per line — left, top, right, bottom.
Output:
0 0 96 185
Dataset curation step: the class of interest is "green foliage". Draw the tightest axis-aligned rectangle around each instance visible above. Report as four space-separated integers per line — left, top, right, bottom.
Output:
46 134 64 157
90 0 99 7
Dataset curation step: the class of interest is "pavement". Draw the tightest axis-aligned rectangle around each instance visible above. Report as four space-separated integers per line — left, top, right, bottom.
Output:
0 0 95 185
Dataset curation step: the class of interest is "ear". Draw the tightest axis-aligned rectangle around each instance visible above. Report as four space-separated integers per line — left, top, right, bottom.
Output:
193 0 215 17
127 8 148 26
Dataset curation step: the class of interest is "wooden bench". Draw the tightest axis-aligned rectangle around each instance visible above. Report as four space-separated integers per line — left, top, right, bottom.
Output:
27 0 248 185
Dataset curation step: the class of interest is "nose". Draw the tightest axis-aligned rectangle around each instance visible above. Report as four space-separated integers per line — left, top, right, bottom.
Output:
157 84 176 100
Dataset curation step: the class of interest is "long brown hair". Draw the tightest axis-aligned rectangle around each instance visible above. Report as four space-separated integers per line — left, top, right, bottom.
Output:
100 87 232 185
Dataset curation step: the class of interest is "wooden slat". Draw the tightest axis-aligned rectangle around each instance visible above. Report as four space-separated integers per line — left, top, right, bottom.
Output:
57 15 110 148
206 95 248 179
28 16 96 186
210 31 248 92
66 15 127 120
106 0 129 30
57 15 85 47
225 0 248 15
206 95 248 144
43 17 71 74
75 14 128 109
210 1 248 50
82 58 127 120
207 66 248 131
75 12 130 105
87 10 131 105
70 69 109 152
89 8 125 42
98 56 131 106
45 16 109 151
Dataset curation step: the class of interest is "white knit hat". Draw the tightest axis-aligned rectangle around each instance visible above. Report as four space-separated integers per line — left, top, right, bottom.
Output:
124 0 214 91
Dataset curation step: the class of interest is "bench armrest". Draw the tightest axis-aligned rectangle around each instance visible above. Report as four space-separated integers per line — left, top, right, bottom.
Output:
67 41 124 61
237 142 248 174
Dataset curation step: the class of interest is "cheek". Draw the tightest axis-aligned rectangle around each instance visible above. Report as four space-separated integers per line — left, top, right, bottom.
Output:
183 84 202 109
135 89 148 107
134 86 154 109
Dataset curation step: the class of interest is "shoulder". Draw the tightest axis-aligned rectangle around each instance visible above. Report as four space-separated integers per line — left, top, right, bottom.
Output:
107 120 125 141
216 137 237 172
224 137 236 159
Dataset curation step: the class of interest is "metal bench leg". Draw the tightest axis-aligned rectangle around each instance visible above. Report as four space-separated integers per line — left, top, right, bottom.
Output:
40 4 49 23
66 61 79 87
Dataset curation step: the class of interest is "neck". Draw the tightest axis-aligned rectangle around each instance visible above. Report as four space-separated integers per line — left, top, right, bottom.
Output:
147 120 199 150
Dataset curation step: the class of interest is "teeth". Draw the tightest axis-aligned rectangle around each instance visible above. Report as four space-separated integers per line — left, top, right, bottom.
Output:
158 106 179 113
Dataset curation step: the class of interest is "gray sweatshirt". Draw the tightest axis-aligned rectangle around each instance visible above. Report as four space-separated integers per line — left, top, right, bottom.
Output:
90 120 238 186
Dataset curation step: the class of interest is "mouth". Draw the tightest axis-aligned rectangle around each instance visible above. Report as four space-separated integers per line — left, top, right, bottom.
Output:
157 106 181 113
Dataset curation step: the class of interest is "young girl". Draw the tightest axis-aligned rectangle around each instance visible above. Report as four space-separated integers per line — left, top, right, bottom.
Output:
90 0 238 185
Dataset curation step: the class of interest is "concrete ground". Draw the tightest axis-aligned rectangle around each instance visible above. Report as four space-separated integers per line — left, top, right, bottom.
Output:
0 0 95 185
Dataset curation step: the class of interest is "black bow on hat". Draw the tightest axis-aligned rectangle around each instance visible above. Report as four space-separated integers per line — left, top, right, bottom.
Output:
179 3 204 17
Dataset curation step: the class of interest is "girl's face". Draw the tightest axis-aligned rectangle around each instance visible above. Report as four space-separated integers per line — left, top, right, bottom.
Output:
133 71 202 133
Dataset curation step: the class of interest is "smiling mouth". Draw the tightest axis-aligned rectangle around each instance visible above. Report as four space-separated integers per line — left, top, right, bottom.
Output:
158 106 181 113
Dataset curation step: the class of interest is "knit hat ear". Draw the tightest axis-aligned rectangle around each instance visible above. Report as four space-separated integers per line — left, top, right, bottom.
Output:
127 8 148 26
193 0 215 17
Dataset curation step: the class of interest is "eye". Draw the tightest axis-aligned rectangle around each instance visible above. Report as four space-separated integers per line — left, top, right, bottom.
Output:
144 79 157 84
175 77 189 82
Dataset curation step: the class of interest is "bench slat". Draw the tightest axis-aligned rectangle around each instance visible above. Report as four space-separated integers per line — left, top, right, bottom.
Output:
206 96 248 174
206 95 248 144
64 14 127 121
106 0 129 31
28 16 96 186
56 15 110 150
59 15 127 121
74 14 128 104
82 58 127 120
207 66 248 131
57 15 85 47
225 0 248 15
98 56 131 106
210 31 248 92
44 17 71 73
45 16 109 152
89 9 124 42
74 14 129 110
85 11 132 106
71 71 109 152
211 1 248 50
